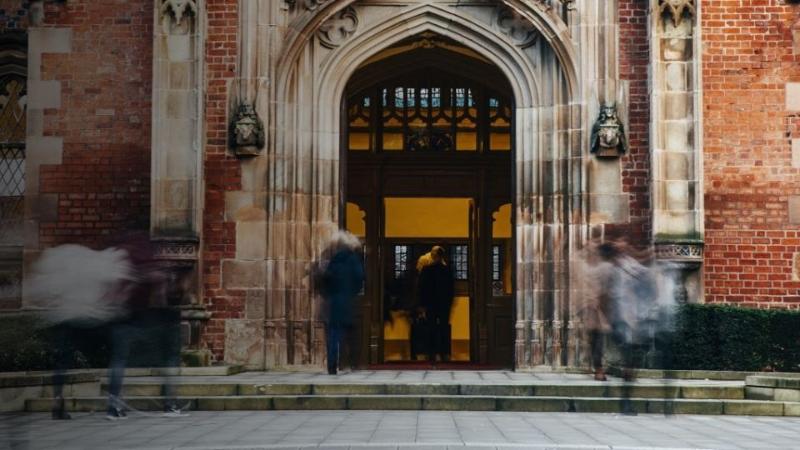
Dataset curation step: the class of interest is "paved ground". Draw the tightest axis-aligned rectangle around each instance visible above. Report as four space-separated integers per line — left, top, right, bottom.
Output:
3 411 800 450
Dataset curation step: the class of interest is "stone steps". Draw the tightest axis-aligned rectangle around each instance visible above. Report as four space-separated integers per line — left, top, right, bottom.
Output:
26 394 799 416
102 382 744 400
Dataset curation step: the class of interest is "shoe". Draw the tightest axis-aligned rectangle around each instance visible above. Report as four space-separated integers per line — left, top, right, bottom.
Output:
163 405 188 418
105 407 128 421
327 365 337 375
594 369 607 381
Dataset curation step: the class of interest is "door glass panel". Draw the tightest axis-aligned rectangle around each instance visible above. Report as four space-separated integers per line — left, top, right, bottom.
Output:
382 198 472 362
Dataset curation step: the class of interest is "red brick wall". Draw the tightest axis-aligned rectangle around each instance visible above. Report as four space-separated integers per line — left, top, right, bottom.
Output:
703 1 800 307
201 0 241 362
37 0 152 248
614 0 652 244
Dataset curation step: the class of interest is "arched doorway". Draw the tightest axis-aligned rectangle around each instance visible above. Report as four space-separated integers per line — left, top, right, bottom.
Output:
342 36 515 368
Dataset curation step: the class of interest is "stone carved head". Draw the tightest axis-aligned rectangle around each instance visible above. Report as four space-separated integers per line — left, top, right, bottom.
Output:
591 105 627 158
230 104 265 157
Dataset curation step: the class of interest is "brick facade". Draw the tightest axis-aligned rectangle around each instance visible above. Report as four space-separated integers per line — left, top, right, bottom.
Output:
703 1 800 307
202 0 241 362
617 0 652 243
11 0 800 365
35 0 152 248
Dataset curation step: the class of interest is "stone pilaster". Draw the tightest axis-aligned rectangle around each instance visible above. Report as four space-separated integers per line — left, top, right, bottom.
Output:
151 0 205 355
650 0 703 300
151 0 203 237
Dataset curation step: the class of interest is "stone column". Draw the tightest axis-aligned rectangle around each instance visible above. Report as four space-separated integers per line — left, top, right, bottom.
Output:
650 0 704 290
151 0 206 357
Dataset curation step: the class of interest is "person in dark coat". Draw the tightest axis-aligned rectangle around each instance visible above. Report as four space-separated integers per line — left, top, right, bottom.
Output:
318 231 364 375
417 245 454 362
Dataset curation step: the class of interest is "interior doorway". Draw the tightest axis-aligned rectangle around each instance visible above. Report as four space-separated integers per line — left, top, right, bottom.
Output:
342 34 515 368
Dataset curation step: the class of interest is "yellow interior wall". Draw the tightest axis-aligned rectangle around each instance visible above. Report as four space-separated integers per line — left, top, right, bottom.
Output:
492 203 512 238
384 197 471 238
346 202 366 237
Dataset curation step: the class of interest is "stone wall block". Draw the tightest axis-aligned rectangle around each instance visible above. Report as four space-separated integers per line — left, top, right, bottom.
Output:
224 319 265 368
265 287 286 319
27 80 60 109
245 289 266 320
664 92 689 120
222 260 266 289
787 83 800 111
789 196 800 225
793 139 800 169
588 159 621 194
169 62 192 89
665 180 689 211
166 34 192 61
664 151 690 180
663 121 689 152
236 221 267 260
588 194 630 223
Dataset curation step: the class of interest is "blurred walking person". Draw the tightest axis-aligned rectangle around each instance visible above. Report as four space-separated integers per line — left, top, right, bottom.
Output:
25 243 135 420
317 231 364 375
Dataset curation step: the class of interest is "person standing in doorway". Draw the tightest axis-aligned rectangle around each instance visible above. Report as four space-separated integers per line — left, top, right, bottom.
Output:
417 245 454 362
317 231 365 375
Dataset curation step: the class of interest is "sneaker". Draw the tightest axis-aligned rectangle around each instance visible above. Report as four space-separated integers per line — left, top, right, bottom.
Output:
163 405 188 418
105 407 128 421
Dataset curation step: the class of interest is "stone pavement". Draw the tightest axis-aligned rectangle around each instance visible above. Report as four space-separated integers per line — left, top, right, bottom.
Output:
3 410 800 450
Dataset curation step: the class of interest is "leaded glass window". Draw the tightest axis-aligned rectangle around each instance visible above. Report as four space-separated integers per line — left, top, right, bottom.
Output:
451 245 468 280
0 31 27 245
394 245 409 279
347 72 510 153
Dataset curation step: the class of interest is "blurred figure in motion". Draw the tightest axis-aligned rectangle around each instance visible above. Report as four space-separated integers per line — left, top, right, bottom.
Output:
26 232 184 420
579 239 667 414
417 245 454 362
108 232 183 419
316 231 364 375
25 243 135 420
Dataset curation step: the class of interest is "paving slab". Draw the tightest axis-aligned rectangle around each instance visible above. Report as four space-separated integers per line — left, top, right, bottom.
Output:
6 411 800 450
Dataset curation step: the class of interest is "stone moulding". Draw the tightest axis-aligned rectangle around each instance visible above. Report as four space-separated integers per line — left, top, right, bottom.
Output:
153 238 199 261
493 5 539 48
654 243 703 262
160 0 197 26
659 0 695 26
317 6 358 49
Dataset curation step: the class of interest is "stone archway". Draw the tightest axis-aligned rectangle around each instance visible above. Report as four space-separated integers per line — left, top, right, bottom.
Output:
222 0 615 370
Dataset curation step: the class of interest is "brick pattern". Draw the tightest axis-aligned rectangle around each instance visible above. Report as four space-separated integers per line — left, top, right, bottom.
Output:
614 0 651 243
37 0 152 247
703 1 800 307
202 0 241 362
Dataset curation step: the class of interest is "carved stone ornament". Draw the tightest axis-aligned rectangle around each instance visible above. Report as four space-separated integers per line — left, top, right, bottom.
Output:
655 243 703 262
161 0 197 26
229 103 266 157
590 105 627 158
494 6 539 48
317 7 358 49
659 0 695 26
